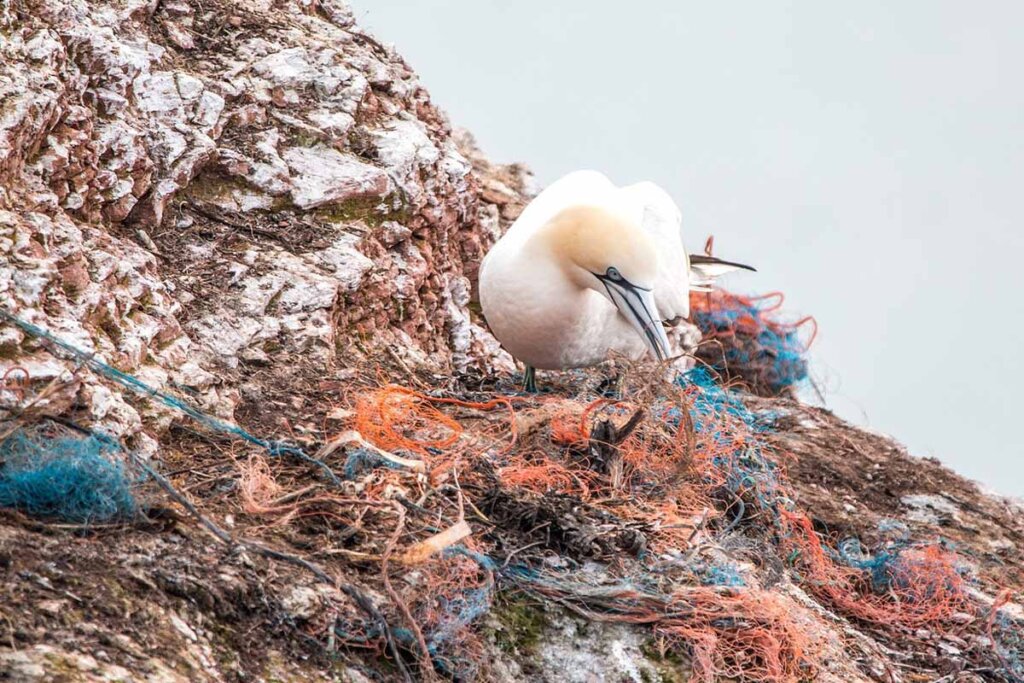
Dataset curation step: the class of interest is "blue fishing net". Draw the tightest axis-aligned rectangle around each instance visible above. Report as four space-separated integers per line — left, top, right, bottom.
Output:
343 446 408 480
696 560 747 587
691 292 811 396
993 612 1024 682
0 428 138 523
672 368 786 513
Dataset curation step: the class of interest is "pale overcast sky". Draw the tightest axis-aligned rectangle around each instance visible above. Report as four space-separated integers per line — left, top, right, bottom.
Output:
357 1 1024 496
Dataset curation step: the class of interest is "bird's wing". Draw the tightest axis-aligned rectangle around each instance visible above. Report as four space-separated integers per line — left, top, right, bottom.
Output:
617 180 692 321
498 170 616 249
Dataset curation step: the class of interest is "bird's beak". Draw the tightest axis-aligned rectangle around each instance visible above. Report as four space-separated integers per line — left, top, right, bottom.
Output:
602 281 672 362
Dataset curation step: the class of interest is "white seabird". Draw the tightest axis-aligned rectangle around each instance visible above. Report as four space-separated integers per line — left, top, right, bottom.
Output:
479 170 754 390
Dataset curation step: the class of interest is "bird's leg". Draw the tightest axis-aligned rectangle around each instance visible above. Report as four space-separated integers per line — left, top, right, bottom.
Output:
596 374 619 399
597 360 626 399
522 365 538 393
613 373 627 400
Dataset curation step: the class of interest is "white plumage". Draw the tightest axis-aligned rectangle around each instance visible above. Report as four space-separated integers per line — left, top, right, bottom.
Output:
479 170 751 378
616 179 692 322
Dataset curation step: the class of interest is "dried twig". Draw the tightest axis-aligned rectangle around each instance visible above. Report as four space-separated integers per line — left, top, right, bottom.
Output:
382 502 436 680
0 606 17 652
0 368 81 442
318 430 426 473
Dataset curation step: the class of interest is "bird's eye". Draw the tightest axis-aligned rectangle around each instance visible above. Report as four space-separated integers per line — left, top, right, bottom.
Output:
606 267 622 281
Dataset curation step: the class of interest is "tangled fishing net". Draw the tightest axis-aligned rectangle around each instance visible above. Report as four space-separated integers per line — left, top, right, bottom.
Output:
331 357 982 680
777 510 971 628
1 299 1016 682
989 599 1024 683
691 289 816 397
505 565 816 683
0 425 139 523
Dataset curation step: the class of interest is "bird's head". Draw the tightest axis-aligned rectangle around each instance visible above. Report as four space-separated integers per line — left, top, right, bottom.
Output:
535 205 672 361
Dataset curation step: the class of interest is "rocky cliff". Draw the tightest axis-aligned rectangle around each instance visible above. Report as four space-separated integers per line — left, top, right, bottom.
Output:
2 0 527 447
1 2 1022 682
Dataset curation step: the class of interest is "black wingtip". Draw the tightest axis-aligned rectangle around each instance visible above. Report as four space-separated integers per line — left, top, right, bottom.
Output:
689 254 758 272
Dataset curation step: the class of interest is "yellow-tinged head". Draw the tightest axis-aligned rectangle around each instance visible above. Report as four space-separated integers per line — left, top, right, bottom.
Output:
538 205 659 290
528 204 671 361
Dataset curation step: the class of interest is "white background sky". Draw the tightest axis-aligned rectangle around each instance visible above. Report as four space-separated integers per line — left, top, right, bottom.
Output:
358 1 1024 496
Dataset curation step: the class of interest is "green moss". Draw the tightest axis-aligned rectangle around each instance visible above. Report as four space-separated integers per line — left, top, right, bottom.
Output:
328 651 398 680
288 130 323 148
137 290 156 313
640 639 691 683
0 341 19 360
265 288 284 315
96 313 122 345
42 651 90 680
270 195 294 212
184 173 251 206
201 621 248 673
491 594 549 657
62 280 84 299
313 193 410 229
220 240 254 254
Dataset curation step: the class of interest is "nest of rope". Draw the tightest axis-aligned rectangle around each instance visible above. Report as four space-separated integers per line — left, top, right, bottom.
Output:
691 289 817 398
3 306 1018 683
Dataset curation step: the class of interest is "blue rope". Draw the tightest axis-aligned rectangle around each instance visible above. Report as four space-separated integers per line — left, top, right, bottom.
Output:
0 309 342 487
993 612 1024 683
692 297 809 393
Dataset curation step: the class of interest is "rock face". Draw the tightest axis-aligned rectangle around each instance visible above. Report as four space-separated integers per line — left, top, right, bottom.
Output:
1 0 526 442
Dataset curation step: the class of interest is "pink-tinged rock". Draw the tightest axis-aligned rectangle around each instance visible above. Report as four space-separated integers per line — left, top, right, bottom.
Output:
164 22 195 50
230 104 267 128
282 145 390 210
132 72 182 114
1 0 531 448
252 47 320 89
192 90 225 134
93 169 117 191
365 119 439 200
376 220 412 247
58 256 91 299
305 109 355 137
308 235 374 293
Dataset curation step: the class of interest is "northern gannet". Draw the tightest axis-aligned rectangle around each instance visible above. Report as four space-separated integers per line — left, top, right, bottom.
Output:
479 170 753 390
